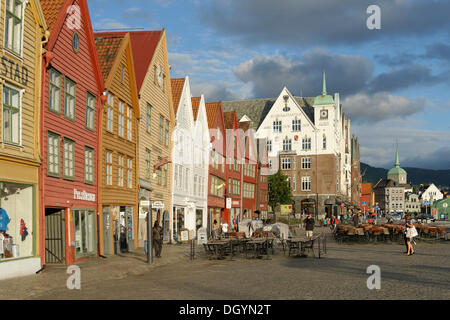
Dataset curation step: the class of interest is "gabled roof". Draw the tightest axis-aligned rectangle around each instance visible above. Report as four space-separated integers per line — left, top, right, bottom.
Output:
40 0 66 32
205 102 221 129
191 97 201 121
97 31 162 92
171 78 185 115
222 96 315 130
94 34 125 82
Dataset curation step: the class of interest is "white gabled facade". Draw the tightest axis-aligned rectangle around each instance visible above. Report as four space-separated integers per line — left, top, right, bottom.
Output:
420 183 443 204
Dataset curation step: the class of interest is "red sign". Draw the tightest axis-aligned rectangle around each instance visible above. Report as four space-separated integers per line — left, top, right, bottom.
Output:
341 203 345 207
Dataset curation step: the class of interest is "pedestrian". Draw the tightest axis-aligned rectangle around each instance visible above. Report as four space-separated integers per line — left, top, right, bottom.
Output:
404 217 417 256
323 218 327 228
152 220 163 258
212 219 220 240
304 214 315 239
221 220 229 238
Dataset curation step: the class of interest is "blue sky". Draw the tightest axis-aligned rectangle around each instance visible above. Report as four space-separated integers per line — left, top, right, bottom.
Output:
87 0 450 170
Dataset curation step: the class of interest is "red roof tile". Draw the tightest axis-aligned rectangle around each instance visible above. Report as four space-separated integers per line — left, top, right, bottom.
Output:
94 31 162 92
205 102 221 129
191 97 201 121
94 34 125 82
40 0 66 32
171 78 185 115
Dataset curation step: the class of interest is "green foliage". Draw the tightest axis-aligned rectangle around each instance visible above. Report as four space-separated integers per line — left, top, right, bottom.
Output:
268 170 293 209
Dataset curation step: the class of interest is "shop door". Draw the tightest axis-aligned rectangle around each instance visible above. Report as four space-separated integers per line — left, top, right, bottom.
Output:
163 210 170 241
102 209 112 255
45 209 66 264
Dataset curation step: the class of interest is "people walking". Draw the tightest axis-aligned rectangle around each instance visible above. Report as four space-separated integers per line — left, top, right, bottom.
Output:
304 214 315 239
405 217 417 256
152 221 163 258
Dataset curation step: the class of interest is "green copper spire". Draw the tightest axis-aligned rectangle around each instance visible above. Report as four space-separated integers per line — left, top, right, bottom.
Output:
313 69 334 106
395 143 400 167
388 143 406 176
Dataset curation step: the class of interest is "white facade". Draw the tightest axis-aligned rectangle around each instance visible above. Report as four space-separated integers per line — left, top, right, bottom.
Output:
420 184 443 203
171 77 209 241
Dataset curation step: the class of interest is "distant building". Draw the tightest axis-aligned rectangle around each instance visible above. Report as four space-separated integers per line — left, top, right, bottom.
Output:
432 198 449 220
404 192 420 214
360 183 372 214
419 183 443 204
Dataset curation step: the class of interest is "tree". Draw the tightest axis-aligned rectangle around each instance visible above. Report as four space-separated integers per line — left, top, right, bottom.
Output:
268 170 293 211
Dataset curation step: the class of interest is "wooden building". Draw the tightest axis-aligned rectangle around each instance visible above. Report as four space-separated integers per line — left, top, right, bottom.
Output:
39 0 104 266
0 0 47 280
94 32 139 255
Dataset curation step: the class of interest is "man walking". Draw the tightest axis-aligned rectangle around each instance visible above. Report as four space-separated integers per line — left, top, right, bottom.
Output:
153 221 163 258
304 214 315 239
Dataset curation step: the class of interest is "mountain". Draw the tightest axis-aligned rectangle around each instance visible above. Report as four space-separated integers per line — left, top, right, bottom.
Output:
361 162 450 188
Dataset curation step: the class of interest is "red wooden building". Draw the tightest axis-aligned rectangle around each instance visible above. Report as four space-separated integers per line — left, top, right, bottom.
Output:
256 138 269 217
205 102 227 234
39 0 104 266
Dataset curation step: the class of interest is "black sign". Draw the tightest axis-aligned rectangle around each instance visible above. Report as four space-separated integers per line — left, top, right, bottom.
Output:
1 56 28 86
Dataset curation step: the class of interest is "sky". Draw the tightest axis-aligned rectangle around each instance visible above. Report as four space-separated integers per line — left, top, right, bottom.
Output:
86 0 450 170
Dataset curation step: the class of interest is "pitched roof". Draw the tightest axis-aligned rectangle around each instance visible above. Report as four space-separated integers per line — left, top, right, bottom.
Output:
205 102 221 128
223 111 235 129
222 96 315 130
40 0 66 31
171 78 185 115
94 34 125 82
96 31 162 92
191 97 201 121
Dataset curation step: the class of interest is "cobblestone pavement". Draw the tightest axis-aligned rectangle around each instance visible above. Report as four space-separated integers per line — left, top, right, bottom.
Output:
2 229 450 300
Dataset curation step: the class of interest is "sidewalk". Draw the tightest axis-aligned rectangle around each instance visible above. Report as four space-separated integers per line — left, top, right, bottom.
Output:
0 243 192 300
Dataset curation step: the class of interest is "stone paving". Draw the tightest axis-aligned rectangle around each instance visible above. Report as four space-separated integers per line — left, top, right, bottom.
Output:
1 228 449 300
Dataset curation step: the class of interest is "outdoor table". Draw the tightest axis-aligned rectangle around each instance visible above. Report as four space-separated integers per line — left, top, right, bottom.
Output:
287 237 317 257
245 238 270 258
206 240 231 259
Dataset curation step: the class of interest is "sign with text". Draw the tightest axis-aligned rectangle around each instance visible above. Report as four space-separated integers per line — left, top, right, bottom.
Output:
152 201 164 209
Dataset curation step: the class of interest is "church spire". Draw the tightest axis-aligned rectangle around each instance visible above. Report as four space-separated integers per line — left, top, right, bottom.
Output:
395 143 400 168
322 69 327 96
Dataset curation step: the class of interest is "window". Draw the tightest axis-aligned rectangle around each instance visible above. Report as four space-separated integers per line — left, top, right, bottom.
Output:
118 101 124 137
106 92 113 132
184 168 188 190
85 93 95 130
159 115 164 143
302 176 311 191
233 179 241 195
5 0 23 55
292 119 301 131
283 138 292 151
145 149 151 179
281 158 291 170
157 157 162 185
84 147 94 184
267 140 272 152
63 139 75 180
127 106 132 140
210 176 225 197
301 157 311 169
146 104 151 133
118 155 124 187
2 85 21 145
293 176 296 191
269 159 272 169
273 119 282 133
127 159 132 188
322 135 327 149
243 183 255 199
64 78 76 120
302 137 311 150
228 178 232 195
164 119 169 146
106 152 112 185
72 32 80 53
49 69 61 113
47 132 60 177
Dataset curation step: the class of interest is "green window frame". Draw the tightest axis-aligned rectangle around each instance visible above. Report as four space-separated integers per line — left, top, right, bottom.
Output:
118 101 124 137
159 115 164 143
4 0 23 55
49 68 61 113
2 85 21 145
146 103 151 133
63 138 75 180
127 158 133 188
64 77 76 121
145 149 151 179
85 92 95 131
84 146 94 184
164 119 169 146
47 132 60 177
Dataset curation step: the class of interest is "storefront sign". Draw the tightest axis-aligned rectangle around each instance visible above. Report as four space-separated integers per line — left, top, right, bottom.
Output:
73 189 95 202
232 200 240 206
1 56 29 85
152 201 164 209
140 200 150 206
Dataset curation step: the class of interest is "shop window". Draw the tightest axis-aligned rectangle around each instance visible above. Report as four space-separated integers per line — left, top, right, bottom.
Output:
0 182 34 261
49 69 61 113
64 78 76 121
85 93 95 131
2 85 21 145
73 210 96 258
118 101 124 137
4 0 24 55
84 147 94 184
63 138 75 180
47 132 60 177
